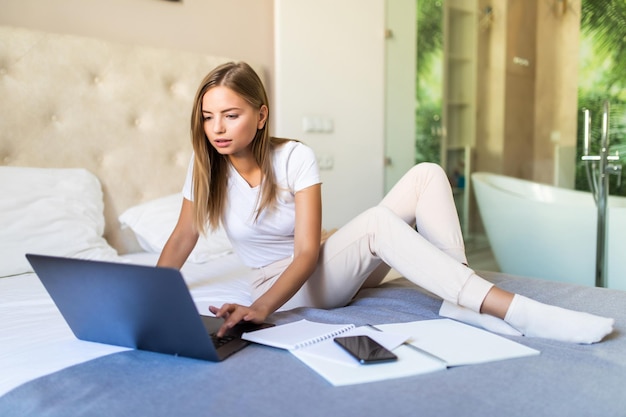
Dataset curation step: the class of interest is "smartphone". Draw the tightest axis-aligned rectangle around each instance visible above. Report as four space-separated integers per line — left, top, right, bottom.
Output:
334 335 398 364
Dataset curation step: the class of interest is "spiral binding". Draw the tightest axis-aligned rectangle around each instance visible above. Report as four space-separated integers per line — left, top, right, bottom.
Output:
294 324 355 349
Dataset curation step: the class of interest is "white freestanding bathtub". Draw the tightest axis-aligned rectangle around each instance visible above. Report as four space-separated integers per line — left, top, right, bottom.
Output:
472 172 626 290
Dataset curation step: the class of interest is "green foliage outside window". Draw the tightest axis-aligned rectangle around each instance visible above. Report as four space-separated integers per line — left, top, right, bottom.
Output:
577 0 626 196
415 0 443 165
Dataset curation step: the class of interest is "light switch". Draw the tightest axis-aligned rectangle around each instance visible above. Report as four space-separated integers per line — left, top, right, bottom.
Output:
302 116 334 133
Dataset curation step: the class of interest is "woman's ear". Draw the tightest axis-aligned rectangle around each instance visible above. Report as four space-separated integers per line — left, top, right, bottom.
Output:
258 105 268 129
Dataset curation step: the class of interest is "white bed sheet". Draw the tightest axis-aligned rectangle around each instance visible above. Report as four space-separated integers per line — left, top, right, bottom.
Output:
0 252 252 397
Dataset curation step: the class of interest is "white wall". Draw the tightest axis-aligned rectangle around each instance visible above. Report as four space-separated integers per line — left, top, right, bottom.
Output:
274 0 386 229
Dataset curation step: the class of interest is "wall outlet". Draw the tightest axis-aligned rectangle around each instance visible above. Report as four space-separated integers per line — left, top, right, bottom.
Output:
317 155 334 170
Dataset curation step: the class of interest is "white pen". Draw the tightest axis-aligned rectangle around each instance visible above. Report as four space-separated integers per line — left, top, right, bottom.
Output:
365 323 448 366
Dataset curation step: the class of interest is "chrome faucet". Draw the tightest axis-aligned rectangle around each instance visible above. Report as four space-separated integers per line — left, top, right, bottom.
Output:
581 101 622 287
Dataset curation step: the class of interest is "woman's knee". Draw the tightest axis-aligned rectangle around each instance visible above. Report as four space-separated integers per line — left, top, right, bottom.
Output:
364 205 395 220
410 162 446 181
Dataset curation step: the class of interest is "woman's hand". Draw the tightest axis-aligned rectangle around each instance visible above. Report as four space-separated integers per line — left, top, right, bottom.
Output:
209 303 270 337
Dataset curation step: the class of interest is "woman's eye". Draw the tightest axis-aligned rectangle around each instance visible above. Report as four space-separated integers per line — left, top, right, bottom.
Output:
226 114 239 119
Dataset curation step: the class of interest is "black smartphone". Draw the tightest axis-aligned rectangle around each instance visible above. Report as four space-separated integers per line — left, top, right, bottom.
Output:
334 335 398 364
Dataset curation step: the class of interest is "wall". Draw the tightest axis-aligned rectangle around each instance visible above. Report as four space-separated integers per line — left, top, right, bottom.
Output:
475 0 581 186
274 0 386 229
533 0 580 187
503 0 537 180
0 0 274 83
476 0 506 175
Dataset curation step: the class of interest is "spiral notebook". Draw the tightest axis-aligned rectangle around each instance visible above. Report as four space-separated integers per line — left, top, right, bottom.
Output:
241 319 356 350
243 319 443 386
243 318 540 386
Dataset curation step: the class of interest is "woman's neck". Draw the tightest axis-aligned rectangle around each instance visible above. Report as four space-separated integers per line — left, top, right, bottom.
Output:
229 154 262 188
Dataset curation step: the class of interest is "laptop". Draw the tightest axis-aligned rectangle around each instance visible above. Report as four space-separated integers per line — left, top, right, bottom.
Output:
25 253 273 361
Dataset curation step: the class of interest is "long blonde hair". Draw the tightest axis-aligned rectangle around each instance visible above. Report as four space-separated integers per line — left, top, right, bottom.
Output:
189 61 290 234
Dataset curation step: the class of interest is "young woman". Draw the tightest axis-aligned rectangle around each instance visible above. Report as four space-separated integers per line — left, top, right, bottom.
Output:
158 61 614 343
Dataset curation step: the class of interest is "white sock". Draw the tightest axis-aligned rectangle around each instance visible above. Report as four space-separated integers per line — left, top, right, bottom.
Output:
504 295 614 344
439 300 522 336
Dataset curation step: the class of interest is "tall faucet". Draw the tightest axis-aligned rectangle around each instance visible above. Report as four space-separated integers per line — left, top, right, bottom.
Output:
581 101 622 287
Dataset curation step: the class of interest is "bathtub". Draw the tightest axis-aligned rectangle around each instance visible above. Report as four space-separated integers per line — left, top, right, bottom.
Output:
472 172 626 290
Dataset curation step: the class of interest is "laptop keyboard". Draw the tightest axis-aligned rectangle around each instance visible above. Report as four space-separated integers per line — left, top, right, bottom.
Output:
211 333 236 348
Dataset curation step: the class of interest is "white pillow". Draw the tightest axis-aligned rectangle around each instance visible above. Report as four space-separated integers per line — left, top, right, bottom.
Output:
119 193 232 263
0 167 121 277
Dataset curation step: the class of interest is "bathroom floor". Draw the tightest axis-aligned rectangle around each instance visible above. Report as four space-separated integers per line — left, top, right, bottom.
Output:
465 234 500 272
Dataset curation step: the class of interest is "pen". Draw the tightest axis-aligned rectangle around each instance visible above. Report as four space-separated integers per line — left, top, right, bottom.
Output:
365 323 448 366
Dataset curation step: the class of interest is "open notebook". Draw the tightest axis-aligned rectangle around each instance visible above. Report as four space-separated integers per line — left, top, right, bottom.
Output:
243 318 540 386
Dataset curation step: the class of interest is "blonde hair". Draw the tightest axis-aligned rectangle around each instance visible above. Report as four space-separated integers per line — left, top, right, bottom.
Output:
189 61 290 234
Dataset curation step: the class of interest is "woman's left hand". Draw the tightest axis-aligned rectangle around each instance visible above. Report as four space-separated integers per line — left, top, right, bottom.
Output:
209 303 269 337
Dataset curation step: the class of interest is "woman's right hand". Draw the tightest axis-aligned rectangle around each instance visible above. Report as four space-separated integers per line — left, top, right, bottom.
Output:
209 303 270 337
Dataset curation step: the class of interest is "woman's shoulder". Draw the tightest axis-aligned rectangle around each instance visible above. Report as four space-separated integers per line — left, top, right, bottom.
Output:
270 138 320 188
271 138 314 159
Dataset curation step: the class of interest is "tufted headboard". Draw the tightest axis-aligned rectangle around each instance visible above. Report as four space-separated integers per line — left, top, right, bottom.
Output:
0 25 252 254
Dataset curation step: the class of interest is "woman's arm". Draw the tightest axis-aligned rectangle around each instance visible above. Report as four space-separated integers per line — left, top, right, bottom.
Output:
211 183 322 335
157 197 200 269
249 183 322 315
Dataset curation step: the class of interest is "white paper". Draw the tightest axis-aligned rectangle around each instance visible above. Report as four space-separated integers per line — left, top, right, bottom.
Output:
377 319 540 366
292 343 446 386
286 319 540 386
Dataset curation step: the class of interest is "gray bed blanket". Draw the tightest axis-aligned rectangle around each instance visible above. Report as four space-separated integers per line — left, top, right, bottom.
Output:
1 272 625 417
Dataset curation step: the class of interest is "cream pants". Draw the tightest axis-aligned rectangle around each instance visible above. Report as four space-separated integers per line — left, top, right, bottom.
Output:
251 163 494 313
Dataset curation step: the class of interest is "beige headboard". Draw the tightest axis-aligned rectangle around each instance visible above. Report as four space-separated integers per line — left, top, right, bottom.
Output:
0 25 249 254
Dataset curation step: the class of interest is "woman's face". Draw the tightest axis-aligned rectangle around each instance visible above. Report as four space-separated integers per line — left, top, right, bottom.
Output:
201 86 267 159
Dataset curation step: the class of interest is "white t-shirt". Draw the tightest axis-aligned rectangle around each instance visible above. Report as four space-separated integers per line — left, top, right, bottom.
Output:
183 141 321 268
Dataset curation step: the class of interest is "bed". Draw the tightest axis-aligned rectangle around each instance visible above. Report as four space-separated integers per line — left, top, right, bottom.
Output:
1 25 625 417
